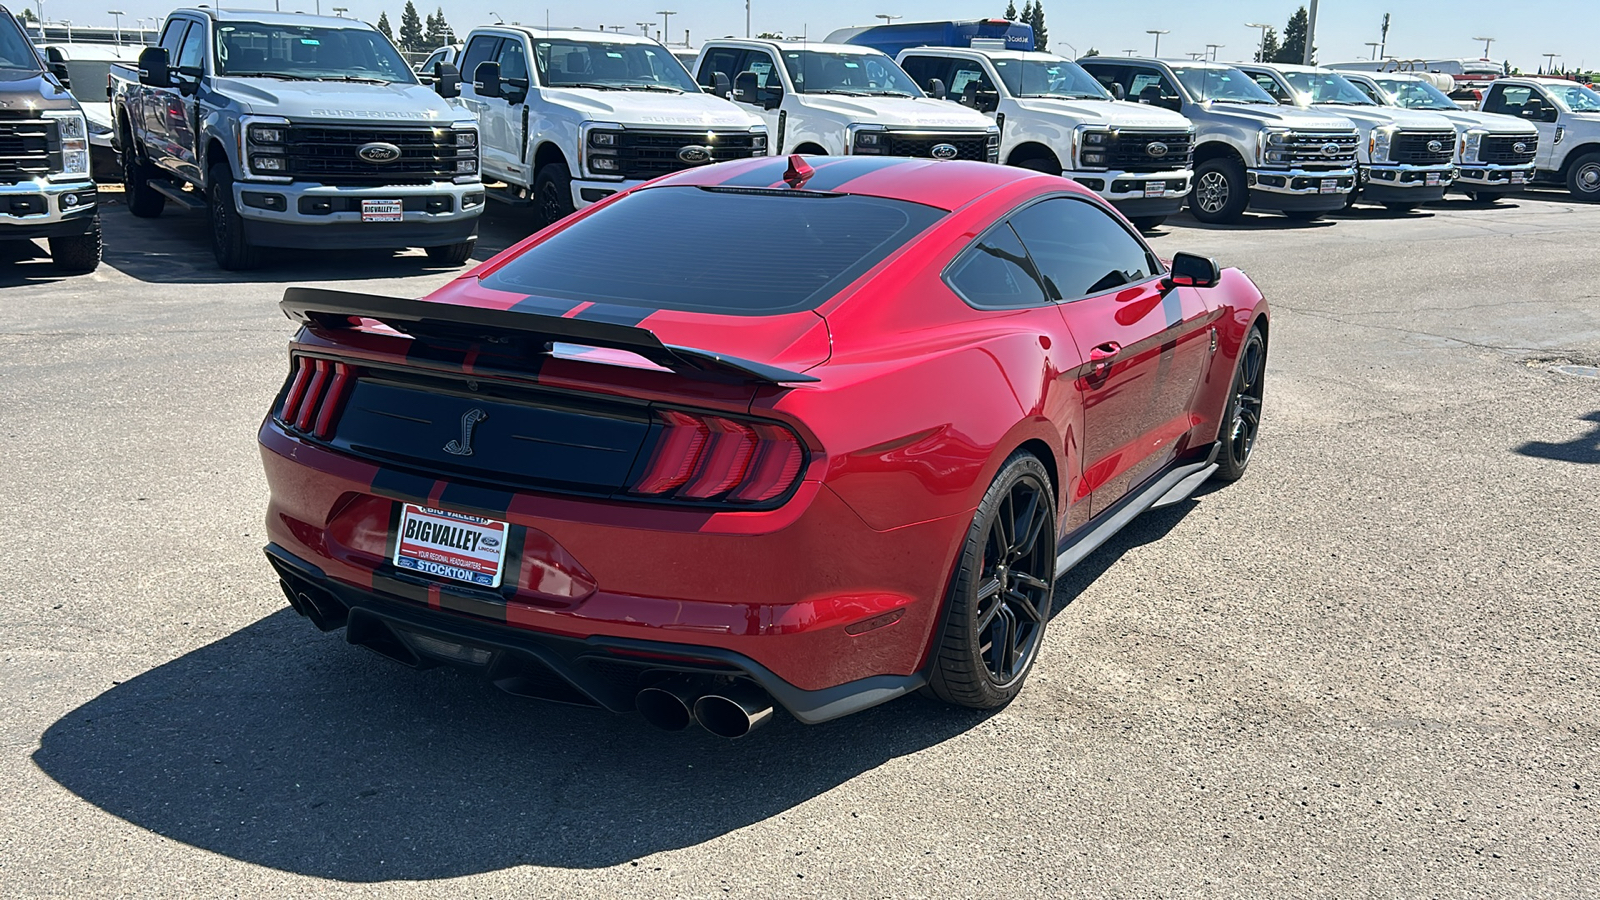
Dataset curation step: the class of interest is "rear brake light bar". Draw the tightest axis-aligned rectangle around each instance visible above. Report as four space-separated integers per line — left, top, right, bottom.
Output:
631 409 806 504
278 356 354 440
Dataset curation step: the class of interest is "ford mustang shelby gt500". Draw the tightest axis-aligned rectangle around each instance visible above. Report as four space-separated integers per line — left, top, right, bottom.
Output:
260 155 1269 737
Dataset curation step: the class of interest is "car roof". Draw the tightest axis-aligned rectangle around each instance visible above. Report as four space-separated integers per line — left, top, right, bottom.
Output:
716 39 886 54
486 25 662 46
644 155 1069 212
179 7 375 29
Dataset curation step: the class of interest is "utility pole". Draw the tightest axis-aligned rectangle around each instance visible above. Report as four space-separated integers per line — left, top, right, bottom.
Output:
107 9 123 44
33 0 44 42
745 0 750 38
1146 29 1169 58
1379 13 1390 60
1304 0 1319 66
1206 42 1223 62
1471 36 1494 59
1245 22 1270 63
657 10 675 41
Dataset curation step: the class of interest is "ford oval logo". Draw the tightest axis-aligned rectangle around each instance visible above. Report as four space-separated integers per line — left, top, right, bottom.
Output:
930 143 960 160
357 142 402 164
1513 141 1528 153
677 145 713 164
1322 143 1342 157
1146 141 1169 158
1427 139 1444 153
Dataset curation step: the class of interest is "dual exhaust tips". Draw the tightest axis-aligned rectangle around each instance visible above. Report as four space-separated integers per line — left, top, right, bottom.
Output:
635 676 775 738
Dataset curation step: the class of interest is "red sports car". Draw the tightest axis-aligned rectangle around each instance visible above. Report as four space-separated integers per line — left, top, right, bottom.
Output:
261 155 1269 737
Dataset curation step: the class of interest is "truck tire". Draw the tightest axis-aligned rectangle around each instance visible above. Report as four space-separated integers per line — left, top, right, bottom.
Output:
1189 158 1248 224
1566 152 1600 201
121 123 165 219
534 162 575 229
207 163 260 271
49 214 103 274
424 239 477 265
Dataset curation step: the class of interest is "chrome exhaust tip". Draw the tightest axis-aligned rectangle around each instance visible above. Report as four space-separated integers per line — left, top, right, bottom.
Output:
692 682 774 739
635 676 704 731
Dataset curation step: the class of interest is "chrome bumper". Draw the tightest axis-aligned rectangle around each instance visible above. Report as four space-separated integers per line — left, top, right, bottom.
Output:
0 178 98 225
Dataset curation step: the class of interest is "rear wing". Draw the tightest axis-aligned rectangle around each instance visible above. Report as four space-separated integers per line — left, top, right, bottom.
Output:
280 287 820 386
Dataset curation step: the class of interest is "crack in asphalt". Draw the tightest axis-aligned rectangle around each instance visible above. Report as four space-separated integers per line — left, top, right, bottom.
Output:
1272 304 1590 356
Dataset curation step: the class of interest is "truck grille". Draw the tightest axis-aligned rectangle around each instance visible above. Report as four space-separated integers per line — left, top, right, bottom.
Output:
879 131 995 162
1105 130 1193 172
611 130 764 180
0 116 53 184
1390 130 1457 166
283 125 462 185
1478 134 1537 165
1275 131 1359 171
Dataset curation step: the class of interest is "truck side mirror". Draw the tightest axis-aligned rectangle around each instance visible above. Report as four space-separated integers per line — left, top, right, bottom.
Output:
763 85 785 111
473 60 502 99
976 89 1000 113
928 78 947 101
138 47 172 89
1163 252 1221 290
50 62 72 89
710 71 731 99
1109 82 1126 101
433 61 461 99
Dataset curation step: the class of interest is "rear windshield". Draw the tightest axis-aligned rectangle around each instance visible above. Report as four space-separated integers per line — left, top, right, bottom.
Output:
480 187 946 316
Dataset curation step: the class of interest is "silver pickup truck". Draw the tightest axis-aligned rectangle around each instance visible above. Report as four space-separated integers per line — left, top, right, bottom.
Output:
110 8 481 270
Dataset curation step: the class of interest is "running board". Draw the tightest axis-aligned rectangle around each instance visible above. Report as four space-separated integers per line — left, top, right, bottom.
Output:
151 180 207 211
484 184 533 207
1056 445 1219 577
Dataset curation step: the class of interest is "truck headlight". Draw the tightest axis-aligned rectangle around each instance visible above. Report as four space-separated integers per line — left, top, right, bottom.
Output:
582 124 624 177
850 126 885 155
454 129 477 149
986 128 1000 164
751 130 767 152
1369 126 1396 164
44 111 90 180
1462 129 1484 162
1076 130 1112 169
1257 128 1291 167
248 124 286 145
252 156 286 172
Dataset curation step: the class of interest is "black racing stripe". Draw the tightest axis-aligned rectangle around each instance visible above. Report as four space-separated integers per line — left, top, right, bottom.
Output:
437 588 509 623
796 157 914 192
509 294 584 316
372 571 432 605
571 303 653 327
371 468 436 504
710 157 798 187
437 482 516 518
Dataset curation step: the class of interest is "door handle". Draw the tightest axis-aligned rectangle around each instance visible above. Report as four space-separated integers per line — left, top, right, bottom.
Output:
1090 341 1121 362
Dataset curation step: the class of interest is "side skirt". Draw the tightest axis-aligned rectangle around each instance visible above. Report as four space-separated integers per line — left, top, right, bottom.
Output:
1055 443 1220 577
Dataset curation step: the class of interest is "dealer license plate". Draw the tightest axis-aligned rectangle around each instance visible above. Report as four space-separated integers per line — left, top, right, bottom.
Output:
1320 179 1340 194
394 504 509 588
1511 170 1528 184
1143 181 1166 198
361 199 403 222
1425 172 1441 187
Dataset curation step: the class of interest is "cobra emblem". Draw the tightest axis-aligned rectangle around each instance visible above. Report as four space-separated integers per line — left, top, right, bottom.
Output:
443 408 487 456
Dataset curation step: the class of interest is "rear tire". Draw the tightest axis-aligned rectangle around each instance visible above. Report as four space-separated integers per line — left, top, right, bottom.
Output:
1129 215 1167 230
48 214 102 274
207 163 260 271
1213 325 1266 483
1566 152 1600 201
1189 157 1248 224
534 162 575 229
424 239 477 265
121 123 165 219
926 452 1057 710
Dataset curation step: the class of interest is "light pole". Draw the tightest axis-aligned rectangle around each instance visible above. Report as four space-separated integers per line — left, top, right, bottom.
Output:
1205 42 1223 61
1471 36 1494 59
1123 49 1136 57
488 11 503 23
1543 52 1559 73
1304 0 1319 65
332 5 346 16
745 0 750 38
33 0 44 42
1364 41 1381 60
1146 29 1169 58
636 21 651 35
107 9 123 44
875 13 902 25
1245 22 1270 63
657 10 676 41
61 18 71 41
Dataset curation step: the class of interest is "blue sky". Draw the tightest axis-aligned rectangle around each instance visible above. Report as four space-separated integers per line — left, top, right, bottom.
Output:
30 0 1589 72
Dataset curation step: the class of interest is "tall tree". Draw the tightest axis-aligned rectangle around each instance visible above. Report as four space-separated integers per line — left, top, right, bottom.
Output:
1082 47 1100 57
1274 6 1313 65
17 7 35 20
1004 0 1017 20
398 0 424 51
1027 1 1047 52
431 7 453 45
1255 27 1280 63
376 11 392 40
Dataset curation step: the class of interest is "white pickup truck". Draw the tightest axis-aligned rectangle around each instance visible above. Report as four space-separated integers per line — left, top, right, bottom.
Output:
894 46 1194 229
458 26 769 227
691 39 999 163
1478 78 1600 201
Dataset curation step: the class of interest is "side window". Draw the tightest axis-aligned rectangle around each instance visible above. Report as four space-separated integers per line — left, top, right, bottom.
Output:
1250 73 1290 102
159 19 188 56
735 51 782 105
1483 84 1529 115
175 21 206 71
949 62 997 109
899 55 950 95
421 49 445 71
1009 198 1160 301
459 35 499 85
1127 67 1177 105
698 47 743 87
945 224 1050 310
1082 63 1127 96
1351 79 1380 103
495 38 529 85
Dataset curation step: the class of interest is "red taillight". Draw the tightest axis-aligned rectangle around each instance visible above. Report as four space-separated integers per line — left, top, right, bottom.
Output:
278 356 354 439
632 410 805 504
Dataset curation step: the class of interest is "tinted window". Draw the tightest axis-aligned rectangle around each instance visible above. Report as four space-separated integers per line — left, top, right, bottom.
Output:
216 22 414 81
1170 66 1277 103
460 35 499 85
1127 67 1179 105
697 47 744 87
1250 73 1291 102
0 14 40 70
532 39 699 92
945 224 1049 309
495 37 529 84
782 50 920 97
1080 62 1129 95
898 54 951 95
159 19 189 56
1009 198 1159 301
946 60 997 109
1483 84 1531 115
480 188 947 316
176 21 206 70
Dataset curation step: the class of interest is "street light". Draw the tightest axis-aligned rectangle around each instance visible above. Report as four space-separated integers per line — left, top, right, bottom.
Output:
488 11 503 23
1245 22 1271 63
745 0 751 38
331 5 346 17
657 10 676 41
1123 49 1137 57
1146 29 1169 58
1205 42 1223 62
1543 52 1560 73
875 13 902 25
107 9 123 44
33 0 44 42
1364 41 1381 60
1471 36 1494 59
636 21 652 35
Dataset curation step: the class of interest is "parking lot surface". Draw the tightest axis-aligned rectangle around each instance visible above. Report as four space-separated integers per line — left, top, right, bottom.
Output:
2 193 1597 898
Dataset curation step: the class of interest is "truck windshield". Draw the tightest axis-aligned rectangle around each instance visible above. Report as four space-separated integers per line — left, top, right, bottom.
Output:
782 50 921 97
533 40 698 92
0 15 42 72
1549 83 1600 112
1281 71 1376 106
215 23 415 83
992 58 1108 100
1372 77 1457 110
1170 66 1275 104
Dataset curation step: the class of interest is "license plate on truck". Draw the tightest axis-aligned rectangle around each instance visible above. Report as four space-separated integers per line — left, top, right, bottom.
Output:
1143 181 1166 198
361 199 403 222
393 504 509 589
1512 170 1528 184
1425 172 1441 186
1320 179 1339 194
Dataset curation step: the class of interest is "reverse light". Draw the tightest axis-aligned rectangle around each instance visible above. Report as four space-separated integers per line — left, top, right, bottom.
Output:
279 357 355 440
631 410 806 504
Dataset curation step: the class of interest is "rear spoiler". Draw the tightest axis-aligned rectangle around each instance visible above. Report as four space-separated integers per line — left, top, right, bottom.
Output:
280 287 820 386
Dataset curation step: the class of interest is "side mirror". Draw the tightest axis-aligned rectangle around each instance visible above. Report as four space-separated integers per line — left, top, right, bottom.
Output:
433 61 461 99
928 77 947 101
977 89 1000 113
1163 252 1222 290
138 47 172 89
762 86 784 111
710 71 731 99
1109 82 1126 101
473 60 502 99
50 62 72 89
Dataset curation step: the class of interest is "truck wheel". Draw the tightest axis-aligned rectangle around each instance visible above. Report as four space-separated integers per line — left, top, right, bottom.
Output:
1015 156 1062 176
207 163 260 271
424 239 477 265
1129 216 1167 230
1189 158 1248 224
48 214 103 274
534 162 575 229
121 124 165 219
1567 152 1600 201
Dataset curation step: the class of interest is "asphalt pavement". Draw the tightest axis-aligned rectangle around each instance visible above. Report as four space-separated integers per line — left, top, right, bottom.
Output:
1 190 1597 898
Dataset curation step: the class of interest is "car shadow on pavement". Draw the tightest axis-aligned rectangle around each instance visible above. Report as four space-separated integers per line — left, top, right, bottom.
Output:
32 606 997 881
1166 211 1337 232
1515 410 1600 464
0 243 78 287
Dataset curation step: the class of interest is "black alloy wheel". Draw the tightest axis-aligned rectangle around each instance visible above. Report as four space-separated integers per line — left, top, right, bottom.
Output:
534 162 575 229
121 122 165 219
1214 325 1266 482
207 163 260 271
927 452 1057 709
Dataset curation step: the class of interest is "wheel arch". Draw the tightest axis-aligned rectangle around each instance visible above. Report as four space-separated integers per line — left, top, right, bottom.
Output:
204 136 231 175
1005 142 1062 172
792 141 828 155
1557 143 1600 176
1014 438 1061 508
532 141 569 179
1193 140 1246 166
